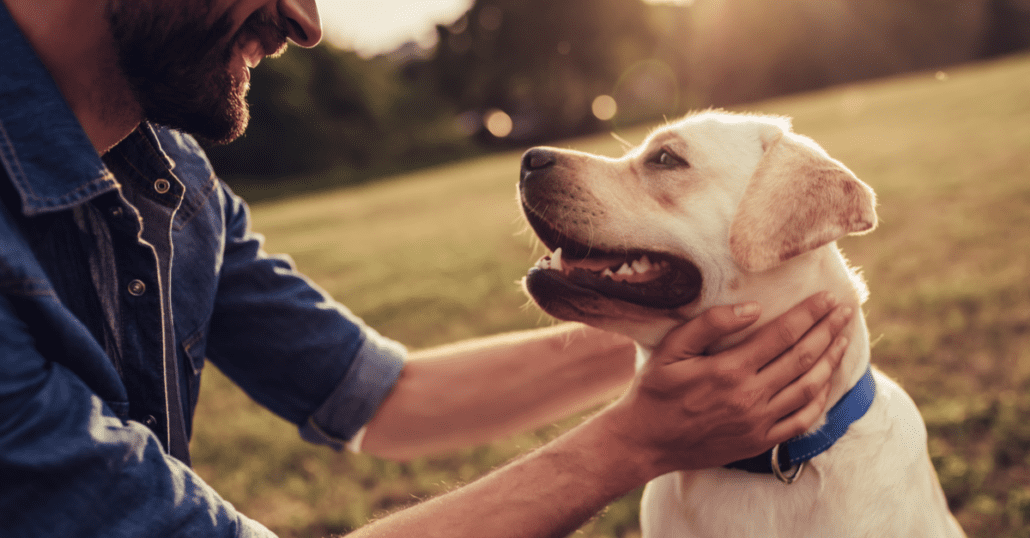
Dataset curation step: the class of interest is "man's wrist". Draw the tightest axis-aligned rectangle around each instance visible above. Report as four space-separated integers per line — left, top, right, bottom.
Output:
574 404 666 489
348 405 660 538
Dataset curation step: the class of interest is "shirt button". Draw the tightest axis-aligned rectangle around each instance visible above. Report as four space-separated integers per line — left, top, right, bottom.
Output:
154 178 171 194
110 206 123 218
127 279 146 296
142 415 157 429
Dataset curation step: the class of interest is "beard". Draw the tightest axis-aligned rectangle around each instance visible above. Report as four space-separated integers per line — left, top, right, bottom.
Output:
106 1 288 145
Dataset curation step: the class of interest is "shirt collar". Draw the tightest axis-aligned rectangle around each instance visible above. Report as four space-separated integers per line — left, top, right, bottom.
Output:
0 1 118 216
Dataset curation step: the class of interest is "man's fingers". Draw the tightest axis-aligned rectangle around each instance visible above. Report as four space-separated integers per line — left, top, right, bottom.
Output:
765 376 832 444
758 304 854 388
738 292 839 371
765 331 847 418
654 302 761 364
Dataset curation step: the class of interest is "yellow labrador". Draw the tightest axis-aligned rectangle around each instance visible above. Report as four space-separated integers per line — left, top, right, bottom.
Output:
518 111 965 537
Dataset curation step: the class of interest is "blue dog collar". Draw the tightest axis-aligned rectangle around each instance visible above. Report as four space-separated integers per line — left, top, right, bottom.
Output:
725 366 876 481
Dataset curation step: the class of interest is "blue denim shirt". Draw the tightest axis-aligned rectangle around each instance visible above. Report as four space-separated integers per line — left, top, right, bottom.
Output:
0 4 405 536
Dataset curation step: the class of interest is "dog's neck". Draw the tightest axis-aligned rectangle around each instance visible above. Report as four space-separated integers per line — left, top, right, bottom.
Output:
638 244 871 433
722 245 870 420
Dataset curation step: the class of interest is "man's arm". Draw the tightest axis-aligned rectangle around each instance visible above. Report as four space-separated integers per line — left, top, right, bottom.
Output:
360 292 851 462
348 293 854 538
360 323 637 460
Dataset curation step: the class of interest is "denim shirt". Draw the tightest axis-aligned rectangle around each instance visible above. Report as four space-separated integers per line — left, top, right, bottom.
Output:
0 4 405 536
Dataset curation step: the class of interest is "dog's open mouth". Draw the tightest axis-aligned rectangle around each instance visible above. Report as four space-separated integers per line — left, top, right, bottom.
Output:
523 211 702 310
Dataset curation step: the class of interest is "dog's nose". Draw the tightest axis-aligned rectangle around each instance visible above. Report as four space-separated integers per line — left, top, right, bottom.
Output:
521 148 557 174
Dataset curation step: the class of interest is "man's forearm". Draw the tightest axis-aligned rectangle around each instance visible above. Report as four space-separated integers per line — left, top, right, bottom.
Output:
347 409 650 538
347 295 853 537
361 324 637 460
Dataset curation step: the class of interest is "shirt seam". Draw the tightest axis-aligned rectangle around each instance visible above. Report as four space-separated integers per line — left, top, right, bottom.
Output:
0 118 30 193
174 172 219 231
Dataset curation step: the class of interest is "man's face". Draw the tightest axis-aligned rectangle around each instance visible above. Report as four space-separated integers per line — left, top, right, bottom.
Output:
106 0 316 145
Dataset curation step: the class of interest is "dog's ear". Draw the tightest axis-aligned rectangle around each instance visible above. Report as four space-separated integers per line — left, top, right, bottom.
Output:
729 128 877 273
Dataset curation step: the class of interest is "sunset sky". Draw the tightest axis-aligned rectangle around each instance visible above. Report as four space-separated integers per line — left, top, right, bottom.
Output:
320 0 473 55
320 0 695 56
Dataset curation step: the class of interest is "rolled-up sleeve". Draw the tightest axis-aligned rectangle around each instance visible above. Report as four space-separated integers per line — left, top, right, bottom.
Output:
299 330 406 449
204 185 405 448
0 296 277 538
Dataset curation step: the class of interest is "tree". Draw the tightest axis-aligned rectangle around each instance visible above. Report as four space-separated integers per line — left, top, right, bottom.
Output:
427 0 676 142
205 44 384 179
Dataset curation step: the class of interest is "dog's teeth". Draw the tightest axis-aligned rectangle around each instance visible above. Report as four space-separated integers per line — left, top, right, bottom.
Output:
632 257 652 274
617 263 634 276
602 268 614 278
552 248 563 272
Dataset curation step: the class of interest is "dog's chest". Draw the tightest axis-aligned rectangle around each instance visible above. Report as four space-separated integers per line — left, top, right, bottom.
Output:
638 371 964 538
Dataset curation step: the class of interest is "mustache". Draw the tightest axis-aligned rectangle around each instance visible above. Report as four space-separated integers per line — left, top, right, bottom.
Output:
237 9 290 59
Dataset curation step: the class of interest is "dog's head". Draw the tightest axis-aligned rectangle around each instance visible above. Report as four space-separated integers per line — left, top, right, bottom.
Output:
519 111 876 347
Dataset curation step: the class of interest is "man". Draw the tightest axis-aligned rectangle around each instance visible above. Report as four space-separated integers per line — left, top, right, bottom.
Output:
0 1 854 537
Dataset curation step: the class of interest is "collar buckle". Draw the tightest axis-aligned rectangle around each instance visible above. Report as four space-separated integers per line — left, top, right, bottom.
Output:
770 443 805 484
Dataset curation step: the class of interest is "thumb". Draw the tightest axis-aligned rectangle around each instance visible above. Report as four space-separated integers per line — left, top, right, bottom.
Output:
654 302 762 364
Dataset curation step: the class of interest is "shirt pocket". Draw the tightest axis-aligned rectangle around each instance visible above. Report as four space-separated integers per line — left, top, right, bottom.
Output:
181 327 208 418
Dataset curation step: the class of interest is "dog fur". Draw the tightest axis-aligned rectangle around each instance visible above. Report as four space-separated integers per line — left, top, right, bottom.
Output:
519 111 965 537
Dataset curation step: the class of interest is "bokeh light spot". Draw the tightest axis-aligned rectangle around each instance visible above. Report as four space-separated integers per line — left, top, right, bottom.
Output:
592 95 618 121
612 59 679 123
485 109 513 138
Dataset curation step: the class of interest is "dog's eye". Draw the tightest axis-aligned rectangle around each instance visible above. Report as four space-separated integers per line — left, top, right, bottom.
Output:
648 148 688 168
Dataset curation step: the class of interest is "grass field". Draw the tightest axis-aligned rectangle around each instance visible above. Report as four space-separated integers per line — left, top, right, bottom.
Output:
192 53 1030 537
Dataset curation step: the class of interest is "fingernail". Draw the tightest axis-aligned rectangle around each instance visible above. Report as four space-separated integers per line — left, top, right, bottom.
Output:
734 302 760 318
837 336 849 349
814 292 836 310
839 306 854 321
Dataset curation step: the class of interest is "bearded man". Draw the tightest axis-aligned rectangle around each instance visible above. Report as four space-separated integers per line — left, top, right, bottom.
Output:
0 1 853 536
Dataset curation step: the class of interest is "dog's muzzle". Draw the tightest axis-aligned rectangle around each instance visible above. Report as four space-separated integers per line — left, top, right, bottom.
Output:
519 148 703 311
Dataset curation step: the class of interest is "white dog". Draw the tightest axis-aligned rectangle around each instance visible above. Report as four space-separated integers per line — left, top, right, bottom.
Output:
518 111 965 537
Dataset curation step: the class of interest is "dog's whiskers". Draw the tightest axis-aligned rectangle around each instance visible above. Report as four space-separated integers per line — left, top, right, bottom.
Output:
611 132 634 152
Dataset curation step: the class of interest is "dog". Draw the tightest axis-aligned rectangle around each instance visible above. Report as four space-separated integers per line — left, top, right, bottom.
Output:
518 111 965 537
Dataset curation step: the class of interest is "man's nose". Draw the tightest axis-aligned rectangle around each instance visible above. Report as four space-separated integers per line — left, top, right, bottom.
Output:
280 0 322 47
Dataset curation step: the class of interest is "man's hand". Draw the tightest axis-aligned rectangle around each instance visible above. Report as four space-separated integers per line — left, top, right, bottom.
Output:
346 294 853 538
603 292 855 477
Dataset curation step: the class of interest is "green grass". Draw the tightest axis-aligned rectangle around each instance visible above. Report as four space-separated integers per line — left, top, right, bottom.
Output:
191 53 1030 537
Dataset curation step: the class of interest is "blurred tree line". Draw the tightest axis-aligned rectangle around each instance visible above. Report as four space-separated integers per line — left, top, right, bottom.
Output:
205 0 1030 194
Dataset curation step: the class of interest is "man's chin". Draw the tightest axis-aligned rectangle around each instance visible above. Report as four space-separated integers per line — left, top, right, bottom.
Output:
191 109 249 146
147 109 248 146
145 86 250 146
108 2 252 145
